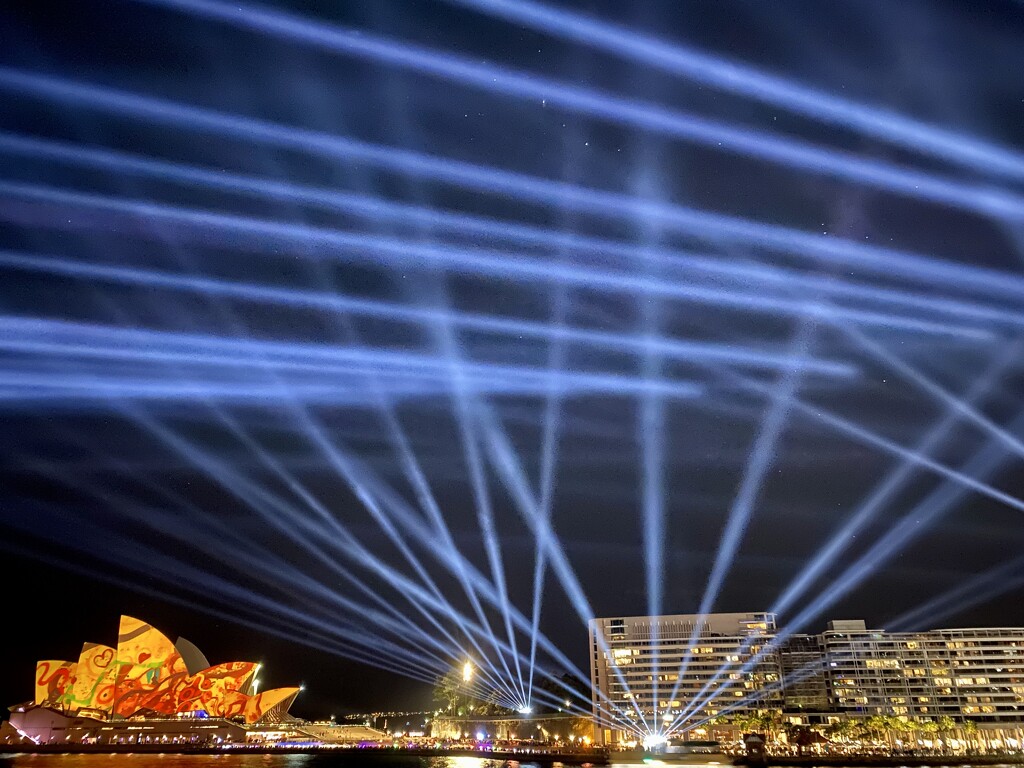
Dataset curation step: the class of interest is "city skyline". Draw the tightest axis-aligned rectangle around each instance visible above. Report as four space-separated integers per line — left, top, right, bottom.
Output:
10 605 1024 734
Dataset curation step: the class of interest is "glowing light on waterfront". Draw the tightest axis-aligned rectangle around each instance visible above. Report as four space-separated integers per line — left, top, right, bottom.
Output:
643 733 667 750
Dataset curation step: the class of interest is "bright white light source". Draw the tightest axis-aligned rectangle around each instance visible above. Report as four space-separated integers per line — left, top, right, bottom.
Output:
517 706 532 714
642 733 667 751
462 661 473 682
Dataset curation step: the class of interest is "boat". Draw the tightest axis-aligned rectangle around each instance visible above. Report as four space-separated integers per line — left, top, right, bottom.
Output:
643 738 728 764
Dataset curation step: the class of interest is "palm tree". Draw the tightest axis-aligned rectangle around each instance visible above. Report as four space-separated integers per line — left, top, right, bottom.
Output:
824 720 850 743
960 719 979 752
881 716 904 751
846 719 866 744
897 720 921 753
757 710 783 743
731 713 758 735
919 719 939 751
936 715 956 754
838 719 859 744
864 715 887 746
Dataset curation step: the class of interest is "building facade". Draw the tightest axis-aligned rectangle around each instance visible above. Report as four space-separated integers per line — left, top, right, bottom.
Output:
778 633 829 713
588 612 781 744
590 613 1024 744
821 620 1024 724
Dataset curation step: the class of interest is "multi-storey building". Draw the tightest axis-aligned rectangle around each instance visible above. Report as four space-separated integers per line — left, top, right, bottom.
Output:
778 634 829 713
588 613 781 744
822 620 1024 725
589 613 1024 743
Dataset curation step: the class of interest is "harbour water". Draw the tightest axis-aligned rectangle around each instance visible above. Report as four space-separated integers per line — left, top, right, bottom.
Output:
0 756 648 768
0 756 634 768
4 757 1021 768
0 757 506 768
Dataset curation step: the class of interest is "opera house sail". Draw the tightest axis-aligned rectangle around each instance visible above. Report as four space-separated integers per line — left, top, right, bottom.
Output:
25 615 299 724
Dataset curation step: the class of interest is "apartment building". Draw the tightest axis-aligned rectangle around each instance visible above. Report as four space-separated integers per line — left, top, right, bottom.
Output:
588 612 781 744
589 613 1024 743
822 620 1024 724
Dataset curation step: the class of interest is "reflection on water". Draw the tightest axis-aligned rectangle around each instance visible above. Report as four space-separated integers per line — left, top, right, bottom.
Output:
2 753 1011 768
0 755 561 768
0 756 443 768
4 762 994 768
0 757 727 768
0 756 636 768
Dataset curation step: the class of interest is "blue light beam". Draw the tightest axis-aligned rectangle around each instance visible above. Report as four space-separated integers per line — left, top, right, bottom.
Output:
135 0 1024 221
3 133 1021 334
444 0 1024 181
0 71 1021 303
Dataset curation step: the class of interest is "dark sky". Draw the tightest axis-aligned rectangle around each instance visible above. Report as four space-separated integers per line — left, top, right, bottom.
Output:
2 0 1024 718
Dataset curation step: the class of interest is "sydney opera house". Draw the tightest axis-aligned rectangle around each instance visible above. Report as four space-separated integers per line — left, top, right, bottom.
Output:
1 615 304 746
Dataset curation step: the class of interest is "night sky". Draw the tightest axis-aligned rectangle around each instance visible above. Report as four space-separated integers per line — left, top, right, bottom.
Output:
2 0 1024 719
